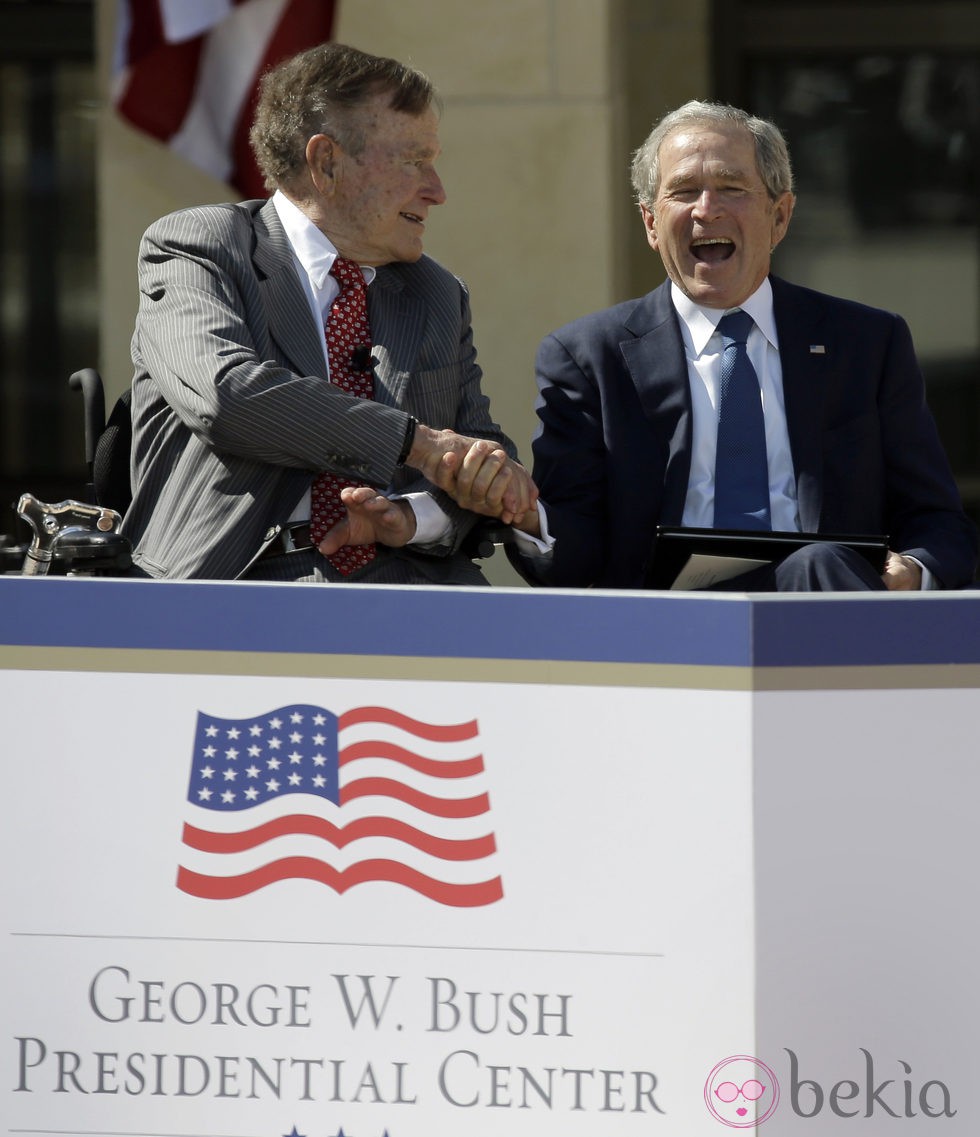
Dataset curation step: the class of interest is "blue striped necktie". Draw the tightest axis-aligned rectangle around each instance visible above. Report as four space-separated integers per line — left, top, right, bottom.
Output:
712 309 771 530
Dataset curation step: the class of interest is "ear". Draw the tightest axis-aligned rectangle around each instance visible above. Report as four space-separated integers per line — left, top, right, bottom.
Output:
306 133 339 196
640 203 659 251
770 191 796 250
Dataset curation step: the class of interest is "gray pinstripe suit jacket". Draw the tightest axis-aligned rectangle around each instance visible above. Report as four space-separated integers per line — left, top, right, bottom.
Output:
124 197 516 582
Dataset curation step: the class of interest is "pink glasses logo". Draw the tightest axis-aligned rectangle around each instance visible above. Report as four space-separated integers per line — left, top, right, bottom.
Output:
705 1055 780 1128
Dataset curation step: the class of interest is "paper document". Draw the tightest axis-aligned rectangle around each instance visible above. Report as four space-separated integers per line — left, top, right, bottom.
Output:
671 554 771 590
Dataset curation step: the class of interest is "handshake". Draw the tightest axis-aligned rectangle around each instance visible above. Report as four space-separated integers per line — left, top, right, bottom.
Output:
319 422 540 557
406 423 538 528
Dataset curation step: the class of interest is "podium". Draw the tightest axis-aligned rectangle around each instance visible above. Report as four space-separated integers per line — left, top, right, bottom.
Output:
2 576 978 1135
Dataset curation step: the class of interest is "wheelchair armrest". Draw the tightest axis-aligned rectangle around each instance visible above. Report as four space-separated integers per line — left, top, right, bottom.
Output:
461 519 514 560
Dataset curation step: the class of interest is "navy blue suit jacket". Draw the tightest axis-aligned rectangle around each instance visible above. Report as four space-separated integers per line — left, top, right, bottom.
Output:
515 276 977 589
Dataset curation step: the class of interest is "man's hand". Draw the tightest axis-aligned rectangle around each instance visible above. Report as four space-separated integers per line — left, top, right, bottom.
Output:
882 550 922 591
317 487 417 555
405 425 538 525
510 505 543 540
449 439 538 525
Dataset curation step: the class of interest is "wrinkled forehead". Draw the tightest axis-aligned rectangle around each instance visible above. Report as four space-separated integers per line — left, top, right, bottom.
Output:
658 125 762 183
355 98 442 155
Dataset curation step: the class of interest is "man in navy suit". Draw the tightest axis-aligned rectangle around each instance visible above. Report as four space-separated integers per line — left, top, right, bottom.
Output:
509 100 976 591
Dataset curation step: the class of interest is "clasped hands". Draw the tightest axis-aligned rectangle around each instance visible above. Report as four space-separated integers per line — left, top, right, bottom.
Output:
317 426 538 557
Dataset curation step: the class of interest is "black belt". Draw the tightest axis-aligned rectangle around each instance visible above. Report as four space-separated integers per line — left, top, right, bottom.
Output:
256 523 314 562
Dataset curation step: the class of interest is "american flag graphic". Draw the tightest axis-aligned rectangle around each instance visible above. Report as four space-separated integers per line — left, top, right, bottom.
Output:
176 705 502 907
113 0 336 198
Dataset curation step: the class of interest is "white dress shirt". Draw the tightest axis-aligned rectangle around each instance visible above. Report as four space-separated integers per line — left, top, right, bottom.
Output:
272 191 449 544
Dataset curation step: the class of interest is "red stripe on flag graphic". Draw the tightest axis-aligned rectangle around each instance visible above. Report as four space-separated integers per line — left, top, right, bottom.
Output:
177 859 504 907
182 816 497 861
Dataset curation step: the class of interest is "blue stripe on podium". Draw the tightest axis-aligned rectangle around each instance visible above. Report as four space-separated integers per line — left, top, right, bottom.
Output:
1 579 978 670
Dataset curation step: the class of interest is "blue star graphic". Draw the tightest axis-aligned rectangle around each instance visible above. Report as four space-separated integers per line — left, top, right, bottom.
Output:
284 1128 305 1137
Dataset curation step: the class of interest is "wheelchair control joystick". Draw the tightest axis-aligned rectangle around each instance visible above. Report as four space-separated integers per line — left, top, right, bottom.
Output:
16 493 129 577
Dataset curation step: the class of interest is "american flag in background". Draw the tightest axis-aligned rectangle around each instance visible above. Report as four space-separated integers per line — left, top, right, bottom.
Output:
176 704 503 907
112 0 336 198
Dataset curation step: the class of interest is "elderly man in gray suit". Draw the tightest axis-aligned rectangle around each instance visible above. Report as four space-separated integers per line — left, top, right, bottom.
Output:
124 42 534 585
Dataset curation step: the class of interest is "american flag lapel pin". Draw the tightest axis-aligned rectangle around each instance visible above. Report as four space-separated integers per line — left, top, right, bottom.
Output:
809 344 826 354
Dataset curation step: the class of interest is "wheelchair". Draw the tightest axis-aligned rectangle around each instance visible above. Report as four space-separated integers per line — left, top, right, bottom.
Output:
3 370 507 576
2 369 133 576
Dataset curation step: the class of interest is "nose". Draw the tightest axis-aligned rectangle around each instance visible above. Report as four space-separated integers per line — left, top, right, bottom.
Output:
691 188 723 220
424 166 447 206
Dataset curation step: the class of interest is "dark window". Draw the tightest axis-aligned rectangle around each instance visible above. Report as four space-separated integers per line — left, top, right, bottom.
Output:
714 0 980 525
0 0 96 540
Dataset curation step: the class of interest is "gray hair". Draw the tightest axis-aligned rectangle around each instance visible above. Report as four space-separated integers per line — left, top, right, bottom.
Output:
250 42 438 192
630 100 794 208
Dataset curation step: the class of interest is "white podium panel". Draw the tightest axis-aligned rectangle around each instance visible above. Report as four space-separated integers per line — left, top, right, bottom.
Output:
755 686 978 1130
1 577 978 1136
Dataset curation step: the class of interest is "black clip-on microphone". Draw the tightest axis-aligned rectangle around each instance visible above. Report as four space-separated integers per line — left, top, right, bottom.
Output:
350 345 372 372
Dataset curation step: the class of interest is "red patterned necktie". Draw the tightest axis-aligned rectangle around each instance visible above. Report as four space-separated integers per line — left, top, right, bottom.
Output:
309 255 377 574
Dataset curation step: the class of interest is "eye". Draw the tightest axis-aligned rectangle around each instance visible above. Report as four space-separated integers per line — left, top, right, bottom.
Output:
666 187 699 202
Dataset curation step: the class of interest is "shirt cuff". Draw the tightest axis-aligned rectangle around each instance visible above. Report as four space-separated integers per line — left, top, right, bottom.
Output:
398 492 452 546
510 500 556 555
904 555 937 590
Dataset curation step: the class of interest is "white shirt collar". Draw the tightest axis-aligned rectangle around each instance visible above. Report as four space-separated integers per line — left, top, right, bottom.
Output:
271 190 375 291
671 277 778 356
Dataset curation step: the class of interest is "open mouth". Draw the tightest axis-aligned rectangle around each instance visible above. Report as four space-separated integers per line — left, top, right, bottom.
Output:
400 211 424 226
691 236 734 263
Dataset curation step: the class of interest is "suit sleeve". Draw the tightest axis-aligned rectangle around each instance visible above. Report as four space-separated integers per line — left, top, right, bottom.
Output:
134 207 409 486
877 315 978 587
509 330 611 586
